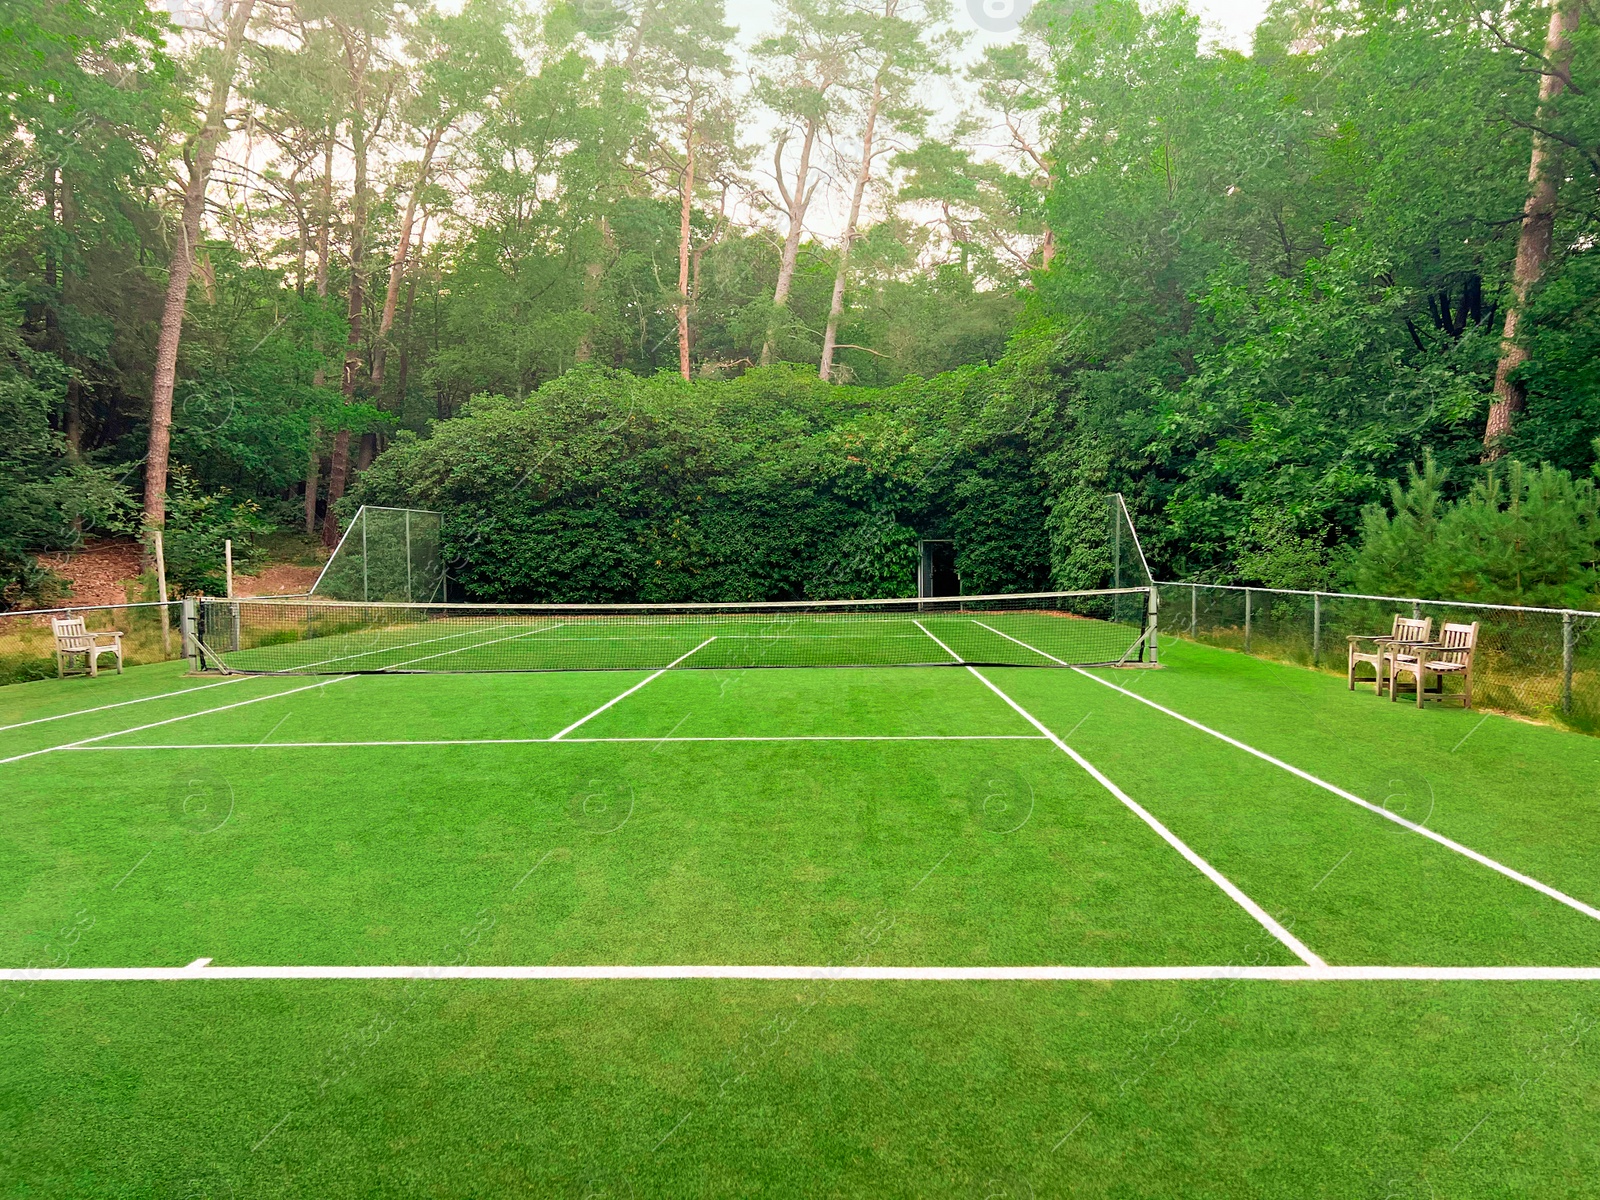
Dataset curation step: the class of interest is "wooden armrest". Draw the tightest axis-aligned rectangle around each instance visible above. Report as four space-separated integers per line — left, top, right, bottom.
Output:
91 631 124 640
1346 634 1395 644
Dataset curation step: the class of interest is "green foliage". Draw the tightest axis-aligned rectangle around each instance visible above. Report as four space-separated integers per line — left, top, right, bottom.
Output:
156 471 272 596
349 365 1052 601
1353 457 1600 609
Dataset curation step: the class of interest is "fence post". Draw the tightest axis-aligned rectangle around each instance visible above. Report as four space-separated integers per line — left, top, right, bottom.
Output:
1563 612 1575 715
181 598 198 671
1312 592 1322 667
1244 588 1252 653
1190 584 1197 635
1412 599 1421 621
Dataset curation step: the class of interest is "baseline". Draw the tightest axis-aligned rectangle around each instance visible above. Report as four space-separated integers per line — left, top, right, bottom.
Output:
7 964 1600 982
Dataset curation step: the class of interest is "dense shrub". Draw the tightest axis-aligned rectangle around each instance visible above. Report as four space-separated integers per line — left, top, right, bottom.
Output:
348 365 1055 602
1352 454 1600 609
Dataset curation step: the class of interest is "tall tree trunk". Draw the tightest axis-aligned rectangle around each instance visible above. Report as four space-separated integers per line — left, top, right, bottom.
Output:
677 94 698 382
371 123 443 391
315 130 333 302
820 76 882 382
1484 0 1580 457
760 120 820 366
142 0 258 545
305 127 335 531
575 217 613 364
304 446 320 535
324 31 370 546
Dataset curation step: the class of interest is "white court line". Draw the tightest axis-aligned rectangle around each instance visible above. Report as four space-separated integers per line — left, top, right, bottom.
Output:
548 638 718 740
964 665 1325 967
0 619 517 764
0 677 252 735
1069 666 1600 926
975 621 1069 665
375 621 564 669
912 619 964 663
6 964 1599 982
0 676 357 765
65 734 1052 751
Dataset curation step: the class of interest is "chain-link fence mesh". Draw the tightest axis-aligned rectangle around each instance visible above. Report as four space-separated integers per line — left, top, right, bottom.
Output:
0 602 188 686
1108 495 1159 655
1158 582 1600 732
311 506 446 603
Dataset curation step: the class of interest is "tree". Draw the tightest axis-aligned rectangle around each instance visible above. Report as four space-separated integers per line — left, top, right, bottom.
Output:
819 0 950 381
1485 0 1582 456
752 0 860 364
624 0 743 380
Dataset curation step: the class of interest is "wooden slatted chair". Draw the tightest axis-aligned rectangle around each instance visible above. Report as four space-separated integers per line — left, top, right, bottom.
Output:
1348 615 1432 694
1388 621 1479 709
51 616 124 678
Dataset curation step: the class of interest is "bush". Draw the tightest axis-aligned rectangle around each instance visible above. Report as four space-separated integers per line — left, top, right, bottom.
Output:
1352 454 1600 609
347 365 1054 603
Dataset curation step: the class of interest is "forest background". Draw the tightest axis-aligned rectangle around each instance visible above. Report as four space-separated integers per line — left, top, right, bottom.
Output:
4 0 1599 609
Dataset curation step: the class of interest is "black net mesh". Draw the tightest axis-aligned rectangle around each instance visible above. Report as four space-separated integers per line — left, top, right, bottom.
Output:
196 589 1154 674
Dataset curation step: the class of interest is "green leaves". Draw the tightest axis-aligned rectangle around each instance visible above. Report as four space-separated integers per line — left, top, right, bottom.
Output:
1354 456 1600 609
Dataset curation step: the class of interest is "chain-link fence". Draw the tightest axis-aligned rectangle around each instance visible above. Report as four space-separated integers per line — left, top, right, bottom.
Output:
0 602 188 686
311 506 447 603
1158 582 1600 733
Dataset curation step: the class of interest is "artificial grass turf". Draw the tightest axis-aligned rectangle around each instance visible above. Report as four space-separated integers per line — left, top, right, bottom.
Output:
987 666 1600 966
2 978 1598 1197
1079 638 1600 917
2 734 1291 968
6 648 1600 1195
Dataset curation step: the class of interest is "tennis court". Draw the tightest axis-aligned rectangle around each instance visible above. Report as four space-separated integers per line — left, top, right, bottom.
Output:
3 611 1600 1195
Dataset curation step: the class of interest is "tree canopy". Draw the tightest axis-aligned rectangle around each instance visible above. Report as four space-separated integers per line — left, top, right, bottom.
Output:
2 0 1597 607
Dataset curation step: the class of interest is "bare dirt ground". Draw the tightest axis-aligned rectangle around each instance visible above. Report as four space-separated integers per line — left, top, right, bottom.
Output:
34 541 143 607
34 540 322 605
233 563 321 596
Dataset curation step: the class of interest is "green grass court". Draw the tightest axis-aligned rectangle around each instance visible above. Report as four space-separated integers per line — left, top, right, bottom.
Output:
2 632 1599 1195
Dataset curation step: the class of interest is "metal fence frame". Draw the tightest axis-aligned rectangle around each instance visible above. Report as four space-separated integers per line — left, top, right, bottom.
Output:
1159 580 1600 730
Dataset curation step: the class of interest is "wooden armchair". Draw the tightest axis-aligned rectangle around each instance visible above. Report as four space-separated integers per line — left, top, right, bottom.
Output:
51 616 124 678
1388 621 1479 709
1348 615 1432 694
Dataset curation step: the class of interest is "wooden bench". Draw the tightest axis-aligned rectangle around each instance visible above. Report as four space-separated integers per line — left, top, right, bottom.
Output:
1348 615 1432 694
51 616 125 678
1388 621 1479 709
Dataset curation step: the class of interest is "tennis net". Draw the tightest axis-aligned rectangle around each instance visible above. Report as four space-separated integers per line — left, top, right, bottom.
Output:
195 589 1156 674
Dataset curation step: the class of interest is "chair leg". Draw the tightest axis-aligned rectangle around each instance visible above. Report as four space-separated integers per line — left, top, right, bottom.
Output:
1417 667 1426 708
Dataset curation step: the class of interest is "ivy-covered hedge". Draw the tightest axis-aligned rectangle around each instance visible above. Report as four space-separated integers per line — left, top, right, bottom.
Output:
348 365 1056 602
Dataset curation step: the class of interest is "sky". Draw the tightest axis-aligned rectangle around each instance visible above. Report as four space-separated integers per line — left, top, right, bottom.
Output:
722 0 1275 236
722 0 1273 53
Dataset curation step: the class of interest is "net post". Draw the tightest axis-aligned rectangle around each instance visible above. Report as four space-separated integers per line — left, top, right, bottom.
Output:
181 597 199 671
1563 612 1575 715
361 510 369 603
1146 587 1159 665
405 510 413 602
1190 583 1197 635
1244 588 1252 652
1312 593 1322 667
